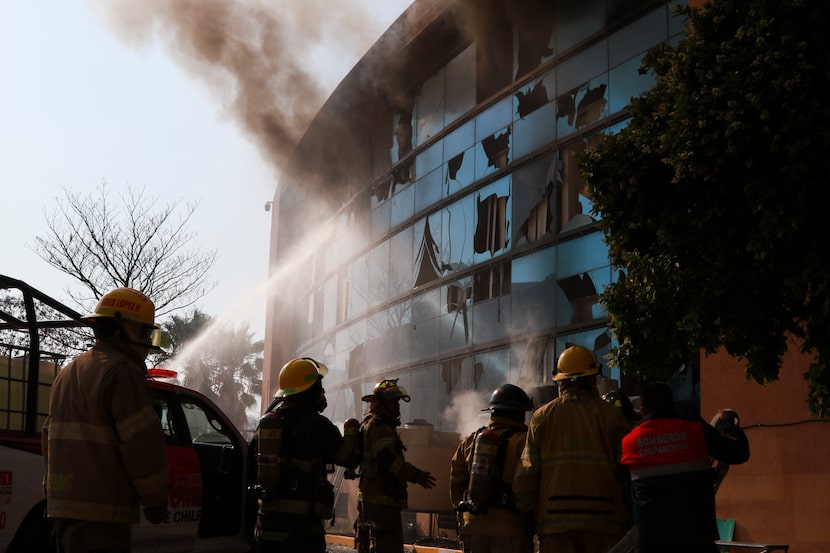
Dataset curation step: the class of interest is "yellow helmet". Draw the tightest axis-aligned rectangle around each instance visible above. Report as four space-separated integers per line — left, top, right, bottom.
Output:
362 378 411 402
83 287 157 326
83 288 161 348
276 358 328 398
554 346 601 381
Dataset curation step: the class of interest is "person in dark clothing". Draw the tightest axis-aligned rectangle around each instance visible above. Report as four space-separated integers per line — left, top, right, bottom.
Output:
620 382 750 553
254 358 360 553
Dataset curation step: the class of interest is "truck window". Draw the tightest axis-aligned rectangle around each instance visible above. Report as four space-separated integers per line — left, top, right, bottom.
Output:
181 400 232 445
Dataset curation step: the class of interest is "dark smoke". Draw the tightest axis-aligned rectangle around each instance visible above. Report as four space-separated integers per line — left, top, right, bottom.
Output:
93 0 398 176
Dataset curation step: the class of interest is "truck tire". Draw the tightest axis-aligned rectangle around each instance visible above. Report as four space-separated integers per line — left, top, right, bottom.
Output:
7 501 55 553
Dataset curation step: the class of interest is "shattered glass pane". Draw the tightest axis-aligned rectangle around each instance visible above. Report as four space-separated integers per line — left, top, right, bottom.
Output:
444 146 475 197
513 101 556 159
512 153 556 247
609 54 653 115
473 176 512 262
439 193 475 275
474 127 512 181
475 96 513 143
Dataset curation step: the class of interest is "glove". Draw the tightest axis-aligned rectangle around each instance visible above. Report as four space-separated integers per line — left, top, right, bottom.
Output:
414 470 436 489
143 504 168 524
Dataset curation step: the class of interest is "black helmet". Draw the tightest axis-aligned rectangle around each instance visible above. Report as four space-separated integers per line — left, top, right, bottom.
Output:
602 390 641 422
484 384 533 412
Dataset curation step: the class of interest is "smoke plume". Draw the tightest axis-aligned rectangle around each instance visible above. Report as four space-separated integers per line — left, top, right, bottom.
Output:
92 0 395 176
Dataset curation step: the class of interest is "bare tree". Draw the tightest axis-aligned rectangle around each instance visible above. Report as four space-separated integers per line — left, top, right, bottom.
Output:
33 182 217 317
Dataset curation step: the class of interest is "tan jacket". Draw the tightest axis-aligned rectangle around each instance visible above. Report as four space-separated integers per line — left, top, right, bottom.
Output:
450 416 533 537
42 341 169 524
357 412 421 508
512 387 631 537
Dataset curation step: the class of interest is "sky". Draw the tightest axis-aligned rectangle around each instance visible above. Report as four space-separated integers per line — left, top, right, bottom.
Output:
0 0 412 339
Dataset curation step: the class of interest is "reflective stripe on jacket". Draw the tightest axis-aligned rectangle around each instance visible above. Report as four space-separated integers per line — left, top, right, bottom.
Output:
620 413 750 549
512 388 631 537
42 341 168 524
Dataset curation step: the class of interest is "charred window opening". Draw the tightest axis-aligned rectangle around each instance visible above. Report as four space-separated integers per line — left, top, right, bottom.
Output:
520 178 554 244
557 272 598 324
511 0 555 80
515 81 550 119
391 109 414 186
474 192 510 255
481 128 511 171
447 152 465 181
473 261 511 304
557 82 609 130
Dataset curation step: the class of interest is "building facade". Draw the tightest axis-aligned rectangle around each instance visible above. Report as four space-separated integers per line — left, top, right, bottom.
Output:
263 0 693 539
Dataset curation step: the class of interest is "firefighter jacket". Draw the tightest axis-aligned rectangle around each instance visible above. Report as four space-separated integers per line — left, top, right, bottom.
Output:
42 341 169 524
512 387 631 537
450 416 532 537
357 412 422 509
620 413 749 550
256 401 355 519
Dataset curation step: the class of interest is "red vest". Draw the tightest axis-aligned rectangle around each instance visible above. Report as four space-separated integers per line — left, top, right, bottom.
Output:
621 417 710 478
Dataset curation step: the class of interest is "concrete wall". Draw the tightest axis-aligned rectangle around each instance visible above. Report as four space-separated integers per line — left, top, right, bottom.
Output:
701 342 830 553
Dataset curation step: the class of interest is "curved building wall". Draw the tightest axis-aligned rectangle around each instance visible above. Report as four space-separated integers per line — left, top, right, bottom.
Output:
263 0 687 531
266 0 687 424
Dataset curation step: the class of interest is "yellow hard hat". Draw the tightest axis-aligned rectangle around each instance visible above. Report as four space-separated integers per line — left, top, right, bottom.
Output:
83 287 157 326
362 378 411 402
554 346 601 381
276 358 328 398
83 288 161 348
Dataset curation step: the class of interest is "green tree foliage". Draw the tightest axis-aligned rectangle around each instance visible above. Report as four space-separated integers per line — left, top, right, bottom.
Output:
156 309 263 434
581 0 830 417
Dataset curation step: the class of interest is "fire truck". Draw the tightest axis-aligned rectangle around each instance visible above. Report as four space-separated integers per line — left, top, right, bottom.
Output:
0 275 255 553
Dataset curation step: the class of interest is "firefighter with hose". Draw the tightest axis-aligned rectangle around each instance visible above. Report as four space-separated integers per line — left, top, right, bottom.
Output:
450 384 535 553
253 357 361 552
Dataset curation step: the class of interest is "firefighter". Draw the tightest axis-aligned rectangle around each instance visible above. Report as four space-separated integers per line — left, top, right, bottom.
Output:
602 390 642 427
512 345 631 553
354 378 436 553
42 287 169 553
450 384 535 553
254 357 360 553
620 382 749 553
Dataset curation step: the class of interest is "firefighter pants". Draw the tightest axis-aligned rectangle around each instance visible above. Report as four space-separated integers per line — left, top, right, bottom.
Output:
460 533 535 553
538 531 621 553
354 500 404 553
256 512 326 553
52 519 131 553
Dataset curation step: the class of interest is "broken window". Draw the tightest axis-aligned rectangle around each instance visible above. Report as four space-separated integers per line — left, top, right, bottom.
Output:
475 127 512 181
444 120 476 197
367 240 390 310
511 0 556 80
413 214 451 288
474 177 512 259
556 78 609 138
473 349 510 398
514 70 555 119
441 281 472 351
555 232 611 325
473 261 511 304
391 108 415 187
559 134 603 232
440 194 475 276
556 272 598 324
513 153 556 247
